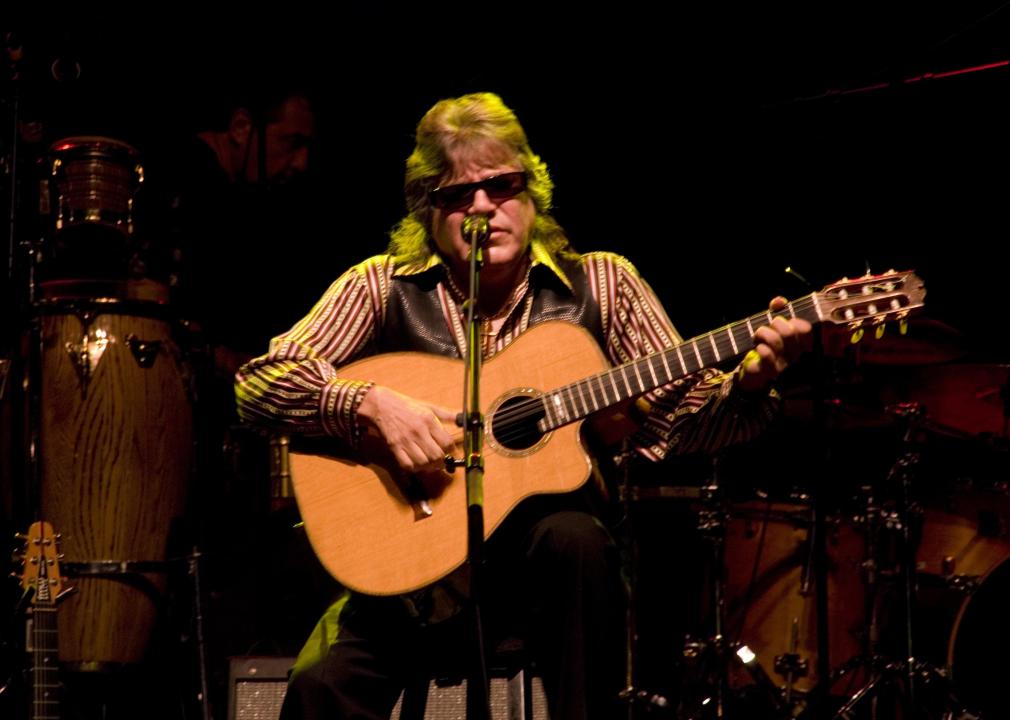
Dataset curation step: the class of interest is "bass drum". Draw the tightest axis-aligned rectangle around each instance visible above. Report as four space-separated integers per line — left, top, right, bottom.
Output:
723 501 867 695
947 555 1010 717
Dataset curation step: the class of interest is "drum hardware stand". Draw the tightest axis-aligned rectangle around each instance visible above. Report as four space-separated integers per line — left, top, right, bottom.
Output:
61 549 214 720
676 462 793 719
829 404 974 720
615 445 673 718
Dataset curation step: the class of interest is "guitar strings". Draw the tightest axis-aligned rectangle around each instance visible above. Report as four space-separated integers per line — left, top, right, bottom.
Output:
486 296 823 443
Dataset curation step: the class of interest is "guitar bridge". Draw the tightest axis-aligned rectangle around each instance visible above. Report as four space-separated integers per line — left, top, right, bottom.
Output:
404 475 434 519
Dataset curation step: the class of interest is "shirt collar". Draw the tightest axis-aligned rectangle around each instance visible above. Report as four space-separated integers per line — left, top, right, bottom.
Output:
392 239 573 292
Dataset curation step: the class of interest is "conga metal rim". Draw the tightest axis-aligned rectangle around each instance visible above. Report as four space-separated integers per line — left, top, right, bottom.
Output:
49 135 140 157
34 279 174 318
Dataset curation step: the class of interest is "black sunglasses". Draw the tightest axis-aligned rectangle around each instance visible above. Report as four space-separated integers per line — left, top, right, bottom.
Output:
428 171 528 209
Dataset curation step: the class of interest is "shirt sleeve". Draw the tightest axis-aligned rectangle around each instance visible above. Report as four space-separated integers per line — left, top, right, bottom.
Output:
234 256 391 445
584 252 779 460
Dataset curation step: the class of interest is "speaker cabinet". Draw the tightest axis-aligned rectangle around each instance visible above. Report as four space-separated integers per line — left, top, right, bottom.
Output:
227 656 549 720
228 656 294 720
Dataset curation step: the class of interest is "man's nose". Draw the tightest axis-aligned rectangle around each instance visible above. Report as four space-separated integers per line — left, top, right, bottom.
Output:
469 188 497 213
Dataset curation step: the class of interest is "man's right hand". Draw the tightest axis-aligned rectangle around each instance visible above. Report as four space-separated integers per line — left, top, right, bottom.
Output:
356 385 458 474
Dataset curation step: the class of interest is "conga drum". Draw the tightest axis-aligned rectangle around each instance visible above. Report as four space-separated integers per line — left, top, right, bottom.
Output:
37 280 192 669
42 136 143 281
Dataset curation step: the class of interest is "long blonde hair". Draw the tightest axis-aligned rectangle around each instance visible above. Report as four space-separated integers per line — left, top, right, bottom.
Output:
388 92 576 264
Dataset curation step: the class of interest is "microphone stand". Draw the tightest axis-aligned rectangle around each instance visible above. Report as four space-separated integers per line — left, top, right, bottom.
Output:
461 214 491 720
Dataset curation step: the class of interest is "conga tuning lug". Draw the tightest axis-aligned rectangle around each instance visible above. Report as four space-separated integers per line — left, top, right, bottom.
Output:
126 334 161 368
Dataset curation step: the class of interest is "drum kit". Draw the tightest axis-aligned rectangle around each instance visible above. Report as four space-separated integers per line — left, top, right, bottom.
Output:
5 135 210 712
624 338 1009 718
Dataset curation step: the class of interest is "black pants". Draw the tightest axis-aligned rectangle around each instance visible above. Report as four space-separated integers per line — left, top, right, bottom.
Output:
279 506 626 720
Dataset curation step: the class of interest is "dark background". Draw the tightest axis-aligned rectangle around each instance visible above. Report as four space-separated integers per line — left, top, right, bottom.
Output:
2 5 1009 717
6 5 1009 350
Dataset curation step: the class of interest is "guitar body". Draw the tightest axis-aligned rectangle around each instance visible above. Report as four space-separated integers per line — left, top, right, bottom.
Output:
290 321 609 596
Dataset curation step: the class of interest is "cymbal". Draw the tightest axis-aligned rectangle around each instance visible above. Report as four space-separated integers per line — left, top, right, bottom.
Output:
881 363 1010 437
822 317 967 366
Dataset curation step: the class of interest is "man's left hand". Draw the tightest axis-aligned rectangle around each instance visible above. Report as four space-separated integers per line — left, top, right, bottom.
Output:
737 296 813 393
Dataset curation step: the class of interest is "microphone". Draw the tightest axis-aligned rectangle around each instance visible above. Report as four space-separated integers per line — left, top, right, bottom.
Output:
461 214 490 245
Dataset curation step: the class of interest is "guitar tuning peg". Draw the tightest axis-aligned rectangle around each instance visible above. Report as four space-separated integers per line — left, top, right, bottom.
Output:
850 328 865 344
14 533 28 541
57 553 66 560
874 324 886 339
899 319 909 335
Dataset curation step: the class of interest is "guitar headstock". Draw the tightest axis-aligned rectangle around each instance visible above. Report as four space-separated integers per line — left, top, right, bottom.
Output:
815 270 925 330
16 521 64 605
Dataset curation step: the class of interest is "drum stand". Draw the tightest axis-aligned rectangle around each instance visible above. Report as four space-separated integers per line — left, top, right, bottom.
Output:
59 552 214 720
675 461 793 720
830 404 975 720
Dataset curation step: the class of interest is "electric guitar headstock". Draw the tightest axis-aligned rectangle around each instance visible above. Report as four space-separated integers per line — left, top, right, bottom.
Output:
16 521 65 607
14 521 70 720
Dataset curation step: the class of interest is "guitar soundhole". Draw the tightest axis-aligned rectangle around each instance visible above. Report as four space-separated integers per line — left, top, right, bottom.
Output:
491 395 546 451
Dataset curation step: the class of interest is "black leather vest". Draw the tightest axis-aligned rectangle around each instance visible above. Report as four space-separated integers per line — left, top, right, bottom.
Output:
376 256 605 356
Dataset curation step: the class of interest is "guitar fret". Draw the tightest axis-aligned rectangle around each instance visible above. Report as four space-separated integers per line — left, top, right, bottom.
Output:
632 360 645 394
619 365 633 396
659 349 672 382
787 302 796 318
811 293 823 322
692 341 703 367
585 380 600 412
562 388 579 420
595 376 609 406
645 356 659 387
574 381 589 416
675 345 687 373
608 369 621 401
708 333 720 362
746 317 755 338
727 326 738 355
551 392 568 424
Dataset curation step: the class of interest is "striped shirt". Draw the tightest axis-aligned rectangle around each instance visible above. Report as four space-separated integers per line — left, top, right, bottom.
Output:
235 241 777 459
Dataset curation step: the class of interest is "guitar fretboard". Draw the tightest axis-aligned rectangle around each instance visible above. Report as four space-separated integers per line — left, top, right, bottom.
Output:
536 295 823 431
30 605 59 720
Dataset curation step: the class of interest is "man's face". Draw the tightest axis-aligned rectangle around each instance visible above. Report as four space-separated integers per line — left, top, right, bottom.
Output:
262 95 314 184
430 144 536 283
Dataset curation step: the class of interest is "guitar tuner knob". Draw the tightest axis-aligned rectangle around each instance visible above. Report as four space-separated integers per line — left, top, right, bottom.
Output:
14 533 28 541
444 455 464 472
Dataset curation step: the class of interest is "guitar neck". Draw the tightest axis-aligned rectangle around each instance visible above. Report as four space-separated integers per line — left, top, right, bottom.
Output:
29 604 59 720
537 294 823 432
